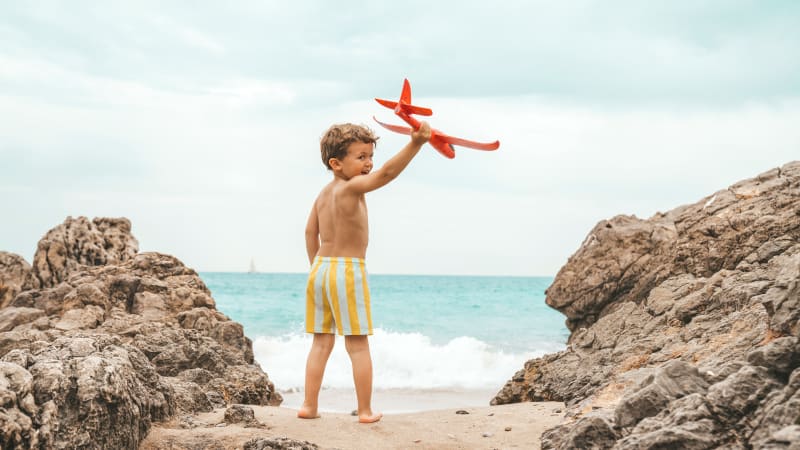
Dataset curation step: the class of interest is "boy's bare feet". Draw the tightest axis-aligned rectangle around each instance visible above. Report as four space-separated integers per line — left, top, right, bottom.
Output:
358 412 383 424
297 405 321 419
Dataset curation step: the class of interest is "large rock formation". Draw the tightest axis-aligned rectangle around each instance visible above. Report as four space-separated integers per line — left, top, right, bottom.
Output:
493 161 800 448
0 217 281 449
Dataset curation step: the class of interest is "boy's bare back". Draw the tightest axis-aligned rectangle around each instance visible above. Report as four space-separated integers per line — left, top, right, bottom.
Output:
314 169 370 259
305 123 430 264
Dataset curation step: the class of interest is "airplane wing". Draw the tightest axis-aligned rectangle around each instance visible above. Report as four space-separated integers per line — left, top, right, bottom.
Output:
446 137 500 151
438 132 500 151
372 116 413 135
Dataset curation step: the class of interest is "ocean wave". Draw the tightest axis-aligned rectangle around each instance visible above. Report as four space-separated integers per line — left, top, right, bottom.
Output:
252 328 562 392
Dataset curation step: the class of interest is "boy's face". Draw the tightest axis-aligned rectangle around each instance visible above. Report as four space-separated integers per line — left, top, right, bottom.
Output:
332 141 374 179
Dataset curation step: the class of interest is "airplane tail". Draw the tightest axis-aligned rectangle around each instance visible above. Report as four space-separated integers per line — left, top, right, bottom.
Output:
399 79 433 115
400 78 412 104
375 98 399 110
374 79 433 116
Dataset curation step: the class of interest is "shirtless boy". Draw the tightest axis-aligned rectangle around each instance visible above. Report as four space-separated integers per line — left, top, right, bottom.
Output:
298 121 431 423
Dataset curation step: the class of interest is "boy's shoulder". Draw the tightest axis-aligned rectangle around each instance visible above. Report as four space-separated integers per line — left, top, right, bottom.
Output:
315 179 343 202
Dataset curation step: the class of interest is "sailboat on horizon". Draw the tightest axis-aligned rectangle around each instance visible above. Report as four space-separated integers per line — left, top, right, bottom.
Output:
248 258 257 274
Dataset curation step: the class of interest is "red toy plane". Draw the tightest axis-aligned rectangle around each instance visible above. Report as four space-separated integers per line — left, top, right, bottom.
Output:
374 79 500 159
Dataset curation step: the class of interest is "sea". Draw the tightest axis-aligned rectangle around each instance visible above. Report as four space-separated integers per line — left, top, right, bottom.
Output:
201 272 569 413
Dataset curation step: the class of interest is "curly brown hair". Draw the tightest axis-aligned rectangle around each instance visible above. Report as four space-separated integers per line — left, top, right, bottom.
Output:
320 123 379 170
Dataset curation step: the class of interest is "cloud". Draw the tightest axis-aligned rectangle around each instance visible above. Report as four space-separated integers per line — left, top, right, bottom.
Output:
3 2 798 105
1 2 799 275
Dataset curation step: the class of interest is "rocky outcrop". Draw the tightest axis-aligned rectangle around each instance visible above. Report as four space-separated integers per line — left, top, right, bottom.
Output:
32 216 139 289
494 161 800 448
0 217 281 449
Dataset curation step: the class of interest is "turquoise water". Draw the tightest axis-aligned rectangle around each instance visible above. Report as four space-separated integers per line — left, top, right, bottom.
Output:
201 272 569 394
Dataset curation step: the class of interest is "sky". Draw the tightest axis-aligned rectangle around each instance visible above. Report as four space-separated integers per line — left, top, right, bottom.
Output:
1 1 799 276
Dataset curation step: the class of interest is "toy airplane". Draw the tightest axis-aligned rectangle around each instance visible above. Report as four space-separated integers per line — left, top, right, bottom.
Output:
374 79 500 159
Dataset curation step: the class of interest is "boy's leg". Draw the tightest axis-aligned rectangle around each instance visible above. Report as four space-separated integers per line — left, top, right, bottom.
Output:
298 333 335 419
344 335 382 423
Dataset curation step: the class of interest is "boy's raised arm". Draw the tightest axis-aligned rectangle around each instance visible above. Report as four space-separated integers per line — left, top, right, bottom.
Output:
304 203 320 265
345 122 431 194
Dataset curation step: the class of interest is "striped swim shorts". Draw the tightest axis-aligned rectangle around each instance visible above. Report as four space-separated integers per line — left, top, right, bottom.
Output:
305 256 373 336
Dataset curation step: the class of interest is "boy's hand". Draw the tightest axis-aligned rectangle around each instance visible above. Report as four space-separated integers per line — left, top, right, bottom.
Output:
412 121 431 145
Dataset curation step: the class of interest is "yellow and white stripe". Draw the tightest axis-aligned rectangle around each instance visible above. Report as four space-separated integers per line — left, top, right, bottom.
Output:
305 256 373 336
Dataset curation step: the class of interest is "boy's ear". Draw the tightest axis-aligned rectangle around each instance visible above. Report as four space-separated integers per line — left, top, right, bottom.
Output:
329 158 342 170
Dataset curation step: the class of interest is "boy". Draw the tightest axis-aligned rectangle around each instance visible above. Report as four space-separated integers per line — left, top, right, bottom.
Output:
298 121 431 423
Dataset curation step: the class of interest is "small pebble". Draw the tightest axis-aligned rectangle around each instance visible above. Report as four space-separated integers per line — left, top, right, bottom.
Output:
215 423 227 427
487 412 494 416
482 432 494 438
455 410 470 415
413 439 422 443
351 410 358 416
505 426 512 432
447 434 456 439
554 409 562 413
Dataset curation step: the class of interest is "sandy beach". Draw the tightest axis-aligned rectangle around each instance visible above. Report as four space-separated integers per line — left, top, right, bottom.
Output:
279 388 502 414
141 402 565 449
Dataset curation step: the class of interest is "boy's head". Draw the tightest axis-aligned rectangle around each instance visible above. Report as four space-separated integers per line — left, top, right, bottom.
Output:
320 123 379 170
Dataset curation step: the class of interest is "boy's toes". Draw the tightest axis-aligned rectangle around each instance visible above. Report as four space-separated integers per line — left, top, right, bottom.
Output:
358 412 383 424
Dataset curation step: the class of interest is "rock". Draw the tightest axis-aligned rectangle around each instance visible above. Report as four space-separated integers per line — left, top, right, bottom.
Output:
705 365 782 424
1 335 173 449
746 336 800 376
244 436 319 450
32 217 139 288
0 252 39 308
0 217 281 449
224 404 255 424
541 414 618 450
168 378 214 414
0 307 45 332
748 367 800 448
615 360 710 428
764 425 800 448
496 161 800 448
455 409 469 414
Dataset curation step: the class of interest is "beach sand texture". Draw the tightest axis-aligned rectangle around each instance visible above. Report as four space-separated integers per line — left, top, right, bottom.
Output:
141 402 565 450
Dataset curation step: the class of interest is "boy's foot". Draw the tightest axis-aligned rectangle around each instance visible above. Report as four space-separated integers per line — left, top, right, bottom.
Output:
297 406 321 419
358 412 383 424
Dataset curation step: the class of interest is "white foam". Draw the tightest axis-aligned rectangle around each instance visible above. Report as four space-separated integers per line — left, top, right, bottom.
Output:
253 328 556 392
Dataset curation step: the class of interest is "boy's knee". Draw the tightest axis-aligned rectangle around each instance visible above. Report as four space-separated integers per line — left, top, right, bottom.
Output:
313 334 335 352
344 335 369 354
